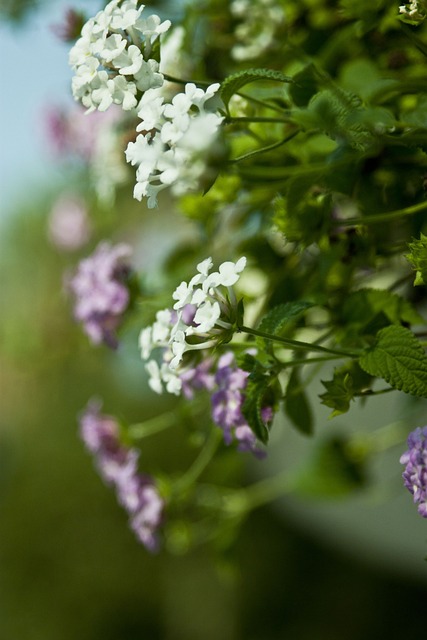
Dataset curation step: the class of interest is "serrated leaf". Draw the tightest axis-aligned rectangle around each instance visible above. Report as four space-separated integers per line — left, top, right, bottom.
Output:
284 368 313 435
256 301 314 352
320 372 355 417
359 325 427 398
406 233 427 286
240 357 279 444
220 68 293 111
241 375 271 444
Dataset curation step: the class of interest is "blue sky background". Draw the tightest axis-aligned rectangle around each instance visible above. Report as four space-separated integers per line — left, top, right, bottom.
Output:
0 1 100 216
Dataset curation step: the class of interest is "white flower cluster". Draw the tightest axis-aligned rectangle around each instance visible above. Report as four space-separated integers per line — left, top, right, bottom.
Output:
231 0 285 61
139 256 247 395
69 0 171 113
399 1 426 21
125 83 224 207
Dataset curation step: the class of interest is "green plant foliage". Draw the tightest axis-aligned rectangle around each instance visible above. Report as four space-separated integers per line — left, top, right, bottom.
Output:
284 368 314 435
359 325 427 397
220 68 294 112
406 233 427 285
256 301 315 352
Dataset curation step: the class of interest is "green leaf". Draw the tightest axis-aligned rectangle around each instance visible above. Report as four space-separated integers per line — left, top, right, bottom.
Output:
220 68 293 112
288 63 321 107
284 368 314 435
289 436 367 498
256 301 315 352
320 361 373 417
273 187 332 245
337 288 425 346
406 233 427 286
320 372 355 417
241 374 271 444
239 356 279 444
359 325 427 398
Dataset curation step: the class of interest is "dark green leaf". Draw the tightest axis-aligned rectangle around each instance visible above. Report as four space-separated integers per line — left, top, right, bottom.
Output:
284 368 314 435
257 301 315 352
359 325 427 398
288 64 321 107
220 68 294 112
320 372 355 417
406 233 427 286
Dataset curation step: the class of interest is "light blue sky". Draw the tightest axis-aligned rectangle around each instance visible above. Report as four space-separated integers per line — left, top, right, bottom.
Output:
0 1 100 216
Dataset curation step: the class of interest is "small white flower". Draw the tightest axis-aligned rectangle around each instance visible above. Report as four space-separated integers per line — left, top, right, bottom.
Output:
189 300 221 334
139 327 153 360
136 91 165 132
146 359 163 394
204 257 247 290
134 59 164 92
101 34 127 63
112 75 138 111
114 44 143 75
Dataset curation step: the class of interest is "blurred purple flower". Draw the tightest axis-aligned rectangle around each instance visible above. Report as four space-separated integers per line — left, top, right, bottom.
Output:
44 104 121 162
69 241 132 348
48 194 91 251
79 401 164 551
400 426 427 518
180 358 215 399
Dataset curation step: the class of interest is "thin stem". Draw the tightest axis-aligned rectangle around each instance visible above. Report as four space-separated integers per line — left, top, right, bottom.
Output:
174 429 222 493
332 200 427 227
238 324 360 358
224 115 293 124
354 387 394 398
224 470 293 515
236 90 288 115
163 73 212 87
278 354 346 368
229 128 300 164
127 411 177 440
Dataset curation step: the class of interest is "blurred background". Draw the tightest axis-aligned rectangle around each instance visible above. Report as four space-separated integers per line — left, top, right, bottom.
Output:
1 1 426 639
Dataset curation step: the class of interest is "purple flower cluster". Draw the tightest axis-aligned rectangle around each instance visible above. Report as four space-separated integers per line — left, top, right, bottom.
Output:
400 426 427 518
178 352 271 457
69 241 132 347
210 352 269 458
79 401 164 551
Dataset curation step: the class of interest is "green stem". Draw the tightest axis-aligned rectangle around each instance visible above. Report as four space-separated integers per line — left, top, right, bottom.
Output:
224 471 293 515
174 429 222 493
163 73 212 87
224 115 293 124
127 411 177 439
236 90 289 115
229 129 300 163
238 324 360 358
278 354 346 367
332 200 427 227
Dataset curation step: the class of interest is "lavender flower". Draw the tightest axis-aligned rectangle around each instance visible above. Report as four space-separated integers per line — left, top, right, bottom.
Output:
400 426 427 518
79 401 164 551
211 352 268 458
69 241 132 347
